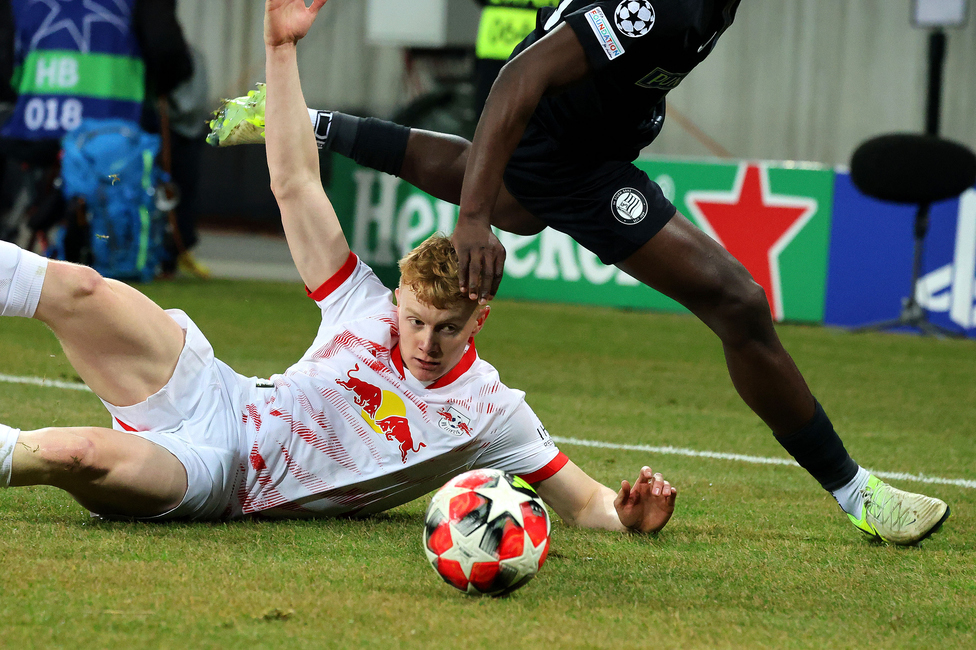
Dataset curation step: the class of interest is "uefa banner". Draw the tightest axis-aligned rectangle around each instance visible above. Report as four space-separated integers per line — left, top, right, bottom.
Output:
825 173 976 337
326 156 835 323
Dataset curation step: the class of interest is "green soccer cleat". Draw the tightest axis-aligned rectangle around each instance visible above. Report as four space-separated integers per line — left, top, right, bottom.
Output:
207 83 266 147
848 475 950 545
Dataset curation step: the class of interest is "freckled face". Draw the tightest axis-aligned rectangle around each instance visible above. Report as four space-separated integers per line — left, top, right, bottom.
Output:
395 287 488 383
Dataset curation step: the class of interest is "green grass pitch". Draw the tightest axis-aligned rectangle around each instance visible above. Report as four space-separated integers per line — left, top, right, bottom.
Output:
1 278 974 649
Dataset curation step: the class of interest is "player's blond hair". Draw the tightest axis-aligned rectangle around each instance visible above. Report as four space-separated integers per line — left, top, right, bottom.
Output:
398 234 472 310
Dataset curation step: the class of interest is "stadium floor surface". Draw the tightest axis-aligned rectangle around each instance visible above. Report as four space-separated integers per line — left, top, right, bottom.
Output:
194 227 300 282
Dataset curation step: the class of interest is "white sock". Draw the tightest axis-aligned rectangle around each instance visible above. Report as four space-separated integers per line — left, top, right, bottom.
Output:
831 466 870 518
0 424 21 488
0 240 48 318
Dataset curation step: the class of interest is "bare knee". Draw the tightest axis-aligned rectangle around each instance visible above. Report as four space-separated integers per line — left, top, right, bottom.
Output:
700 277 776 348
59 263 106 302
37 262 110 322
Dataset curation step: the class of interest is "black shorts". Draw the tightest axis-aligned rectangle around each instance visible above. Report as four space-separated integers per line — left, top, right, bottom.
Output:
503 140 675 265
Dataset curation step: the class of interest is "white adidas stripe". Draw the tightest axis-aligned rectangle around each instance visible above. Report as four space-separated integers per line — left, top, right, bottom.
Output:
1 373 972 490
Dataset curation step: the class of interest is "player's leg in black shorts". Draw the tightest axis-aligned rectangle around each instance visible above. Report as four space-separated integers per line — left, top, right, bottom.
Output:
502 145 820 435
502 157 675 265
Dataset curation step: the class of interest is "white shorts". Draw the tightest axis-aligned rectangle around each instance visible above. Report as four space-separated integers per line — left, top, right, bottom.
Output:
100 309 250 521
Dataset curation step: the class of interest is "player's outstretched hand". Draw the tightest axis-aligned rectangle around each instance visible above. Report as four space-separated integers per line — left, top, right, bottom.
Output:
265 0 328 47
614 466 677 534
452 218 506 304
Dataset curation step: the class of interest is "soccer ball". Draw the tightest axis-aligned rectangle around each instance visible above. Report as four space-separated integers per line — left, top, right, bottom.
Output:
423 468 550 597
615 0 655 37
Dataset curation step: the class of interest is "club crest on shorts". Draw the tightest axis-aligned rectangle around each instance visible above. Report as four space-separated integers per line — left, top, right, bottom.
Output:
614 0 655 37
611 188 648 224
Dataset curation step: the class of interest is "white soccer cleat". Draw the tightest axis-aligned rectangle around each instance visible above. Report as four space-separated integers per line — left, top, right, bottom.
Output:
848 475 949 545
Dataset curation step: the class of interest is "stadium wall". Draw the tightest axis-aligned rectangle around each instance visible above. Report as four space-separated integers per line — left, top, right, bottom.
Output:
178 0 976 165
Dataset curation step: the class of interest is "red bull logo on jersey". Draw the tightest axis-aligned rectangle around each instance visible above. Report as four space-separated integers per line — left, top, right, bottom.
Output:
376 415 426 463
336 364 425 463
336 363 383 418
436 406 473 437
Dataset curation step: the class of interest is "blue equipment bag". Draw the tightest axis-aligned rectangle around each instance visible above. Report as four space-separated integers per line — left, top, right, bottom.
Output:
58 119 164 282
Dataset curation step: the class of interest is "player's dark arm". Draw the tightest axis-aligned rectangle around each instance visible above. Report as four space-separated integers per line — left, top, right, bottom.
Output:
454 23 591 301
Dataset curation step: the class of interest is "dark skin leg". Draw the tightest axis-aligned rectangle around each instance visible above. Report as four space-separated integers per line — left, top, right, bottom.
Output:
617 212 816 436
389 129 814 435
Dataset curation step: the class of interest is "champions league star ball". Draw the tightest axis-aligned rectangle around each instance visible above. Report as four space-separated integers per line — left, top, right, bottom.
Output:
423 469 550 597
614 0 655 37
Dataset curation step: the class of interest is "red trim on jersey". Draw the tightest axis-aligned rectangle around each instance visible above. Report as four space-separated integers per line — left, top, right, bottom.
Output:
391 342 405 378
428 339 477 389
306 252 358 301
390 339 478 389
115 417 138 432
520 452 569 484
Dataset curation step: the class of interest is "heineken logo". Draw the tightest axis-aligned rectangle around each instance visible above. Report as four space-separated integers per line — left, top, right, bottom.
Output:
686 164 818 321
342 159 832 322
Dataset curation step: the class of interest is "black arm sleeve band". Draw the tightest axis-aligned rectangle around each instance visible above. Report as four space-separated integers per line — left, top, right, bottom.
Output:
325 112 411 179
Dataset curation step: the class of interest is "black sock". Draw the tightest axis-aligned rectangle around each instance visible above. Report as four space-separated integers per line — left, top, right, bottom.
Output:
777 400 859 492
312 111 410 178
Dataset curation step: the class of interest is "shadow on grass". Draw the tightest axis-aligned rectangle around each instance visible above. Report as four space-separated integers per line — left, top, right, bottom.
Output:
78 508 428 532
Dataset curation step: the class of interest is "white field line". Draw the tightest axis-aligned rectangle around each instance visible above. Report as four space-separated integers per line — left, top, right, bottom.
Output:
0 373 92 391
2 374 972 490
553 437 976 490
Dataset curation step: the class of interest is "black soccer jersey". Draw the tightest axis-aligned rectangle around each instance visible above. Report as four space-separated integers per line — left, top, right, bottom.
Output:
510 0 740 161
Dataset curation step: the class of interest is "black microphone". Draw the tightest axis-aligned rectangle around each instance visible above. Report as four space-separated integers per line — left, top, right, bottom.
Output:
850 133 976 204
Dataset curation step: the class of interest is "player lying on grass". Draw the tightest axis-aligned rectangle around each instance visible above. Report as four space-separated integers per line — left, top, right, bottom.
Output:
209 0 950 546
0 0 675 533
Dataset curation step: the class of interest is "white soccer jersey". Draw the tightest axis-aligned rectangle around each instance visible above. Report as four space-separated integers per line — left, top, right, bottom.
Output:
231 253 566 518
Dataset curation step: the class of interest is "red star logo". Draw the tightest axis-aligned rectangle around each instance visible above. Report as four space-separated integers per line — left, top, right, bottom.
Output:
685 164 817 320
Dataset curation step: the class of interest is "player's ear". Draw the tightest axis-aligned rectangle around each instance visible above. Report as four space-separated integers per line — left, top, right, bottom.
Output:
472 304 490 336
